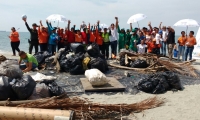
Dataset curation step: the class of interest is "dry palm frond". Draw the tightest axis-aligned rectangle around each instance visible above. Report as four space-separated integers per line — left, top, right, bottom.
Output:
12 96 164 119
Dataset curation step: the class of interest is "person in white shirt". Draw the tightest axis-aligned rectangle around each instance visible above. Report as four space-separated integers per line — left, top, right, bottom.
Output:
109 17 118 59
136 40 147 54
159 22 168 56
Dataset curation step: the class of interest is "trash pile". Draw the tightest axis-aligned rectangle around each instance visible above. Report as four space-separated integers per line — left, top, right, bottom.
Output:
109 51 199 77
45 43 109 74
0 60 65 101
137 71 182 94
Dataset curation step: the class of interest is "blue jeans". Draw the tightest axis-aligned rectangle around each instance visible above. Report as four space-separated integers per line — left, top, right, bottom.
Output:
185 46 194 61
20 63 37 70
48 44 57 55
110 41 117 57
178 45 185 61
161 41 166 56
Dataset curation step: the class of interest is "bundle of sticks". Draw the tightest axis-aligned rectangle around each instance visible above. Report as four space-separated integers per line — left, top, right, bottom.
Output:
109 52 199 77
1 96 164 119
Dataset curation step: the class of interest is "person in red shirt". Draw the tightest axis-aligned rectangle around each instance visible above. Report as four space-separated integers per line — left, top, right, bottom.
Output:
147 38 156 54
9 27 20 56
80 26 88 45
96 21 103 53
67 20 75 44
57 28 65 50
88 23 96 43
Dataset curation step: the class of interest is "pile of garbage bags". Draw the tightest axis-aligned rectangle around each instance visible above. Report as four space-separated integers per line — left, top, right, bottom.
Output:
34 51 51 68
48 43 109 75
0 60 65 100
137 71 182 94
120 55 148 68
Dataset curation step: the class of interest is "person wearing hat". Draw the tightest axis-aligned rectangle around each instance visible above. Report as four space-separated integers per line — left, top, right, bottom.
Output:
102 27 110 59
38 20 48 52
159 22 168 56
109 17 119 59
46 20 59 55
117 24 126 52
129 29 139 52
23 18 39 54
8 27 21 56
166 26 175 60
18 51 38 72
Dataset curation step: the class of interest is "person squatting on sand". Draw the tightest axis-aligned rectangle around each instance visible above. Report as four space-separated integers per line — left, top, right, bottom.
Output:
18 51 38 72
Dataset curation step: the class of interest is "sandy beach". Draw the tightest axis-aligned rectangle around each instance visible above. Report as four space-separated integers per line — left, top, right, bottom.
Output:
1 51 200 120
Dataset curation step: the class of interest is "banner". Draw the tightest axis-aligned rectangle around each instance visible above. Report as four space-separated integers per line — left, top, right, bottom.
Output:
192 27 200 59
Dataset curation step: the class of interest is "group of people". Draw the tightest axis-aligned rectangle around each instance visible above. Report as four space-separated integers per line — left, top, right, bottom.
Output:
9 17 197 62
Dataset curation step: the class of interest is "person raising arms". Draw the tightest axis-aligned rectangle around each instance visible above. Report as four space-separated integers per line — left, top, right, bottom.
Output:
38 20 48 52
96 20 104 53
22 17 39 54
117 20 126 52
9 27 20 56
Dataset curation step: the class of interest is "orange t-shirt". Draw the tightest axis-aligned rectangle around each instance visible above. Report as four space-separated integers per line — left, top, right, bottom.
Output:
186 36 196 46
90 33 96 43
178 36 186 46
75 34 82 43
10 31 19 42
95 29 103 45
38 27 48 44
147 42 156 53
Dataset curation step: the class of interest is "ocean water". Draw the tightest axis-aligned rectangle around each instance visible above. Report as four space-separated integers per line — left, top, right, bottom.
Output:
0 31 179 54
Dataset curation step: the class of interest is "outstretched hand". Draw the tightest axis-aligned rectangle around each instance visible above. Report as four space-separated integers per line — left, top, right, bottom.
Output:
22 18 27 22
148 22 151 26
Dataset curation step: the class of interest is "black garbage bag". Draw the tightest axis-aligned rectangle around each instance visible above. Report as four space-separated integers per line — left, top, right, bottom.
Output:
69 65 85 75
88 57 107 73
0 76 16 100
70 43 85 54
11 75 36 100
4 65 23 79
34 51 51 65
40 80 65 96
120 56 125 66
86 43 100 57
131 59 148 68
138 74 170 94
163 71 182 90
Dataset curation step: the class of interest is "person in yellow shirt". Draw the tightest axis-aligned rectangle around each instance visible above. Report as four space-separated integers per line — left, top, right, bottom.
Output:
185 31 197 61
177 31 187 61
9 27 20 56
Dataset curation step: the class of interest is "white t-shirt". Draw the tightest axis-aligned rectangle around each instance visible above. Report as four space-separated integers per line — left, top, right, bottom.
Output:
155 33 161 44
137 44 147 54
162 31 168 41
110 28 118 42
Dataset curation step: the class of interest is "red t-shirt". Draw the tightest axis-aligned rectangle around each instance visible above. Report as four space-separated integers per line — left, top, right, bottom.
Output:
67 31 75 43
81 32 87 44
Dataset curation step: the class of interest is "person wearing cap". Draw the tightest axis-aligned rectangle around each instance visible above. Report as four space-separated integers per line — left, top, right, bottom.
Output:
177 31 187 61
159 22 168 56
38 20 48 52
46 20 59 55
22 18 39 54
18 51 38 72
9 27 21 56
109 17 119 59
102 27 110 59
129 29 139 52
117 24 126 52
166 26 175 60
185 31 196 61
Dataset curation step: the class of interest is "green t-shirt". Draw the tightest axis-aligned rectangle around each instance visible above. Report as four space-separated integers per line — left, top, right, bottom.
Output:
20 54 38 66
102 33 110 42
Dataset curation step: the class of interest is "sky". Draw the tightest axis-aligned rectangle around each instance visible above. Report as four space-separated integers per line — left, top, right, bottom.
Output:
1 0 200 35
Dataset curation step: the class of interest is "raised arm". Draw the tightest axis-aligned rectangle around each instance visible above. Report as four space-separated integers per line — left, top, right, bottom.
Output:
88 23 91 33
115 17 118 29
40 20 43 26
159 22 162 30
46 20 53 34
118 25 121 33
67 20 70 31
23 18 31 32
130 23 133 32
148 22 153 32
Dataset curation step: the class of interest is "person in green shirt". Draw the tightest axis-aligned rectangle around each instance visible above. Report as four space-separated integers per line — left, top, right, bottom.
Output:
129 29 139 52
102 28 110 59
126 29 131 49
117 25 126 52
18 51 38 72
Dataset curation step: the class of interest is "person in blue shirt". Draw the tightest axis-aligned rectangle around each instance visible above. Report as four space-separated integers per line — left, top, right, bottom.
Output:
46 20 59 55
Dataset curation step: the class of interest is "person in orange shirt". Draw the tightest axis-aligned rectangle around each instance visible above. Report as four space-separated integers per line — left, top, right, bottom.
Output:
9 27 20 56
147 38 156 54
185 31 197 61
88 23 96 43
57 28 65 50
177 31 187 61
96 21 103 53
75 29 83 43
38 20 48 52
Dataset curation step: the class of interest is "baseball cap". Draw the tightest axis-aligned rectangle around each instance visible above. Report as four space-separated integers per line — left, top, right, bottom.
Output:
32 23 38 26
